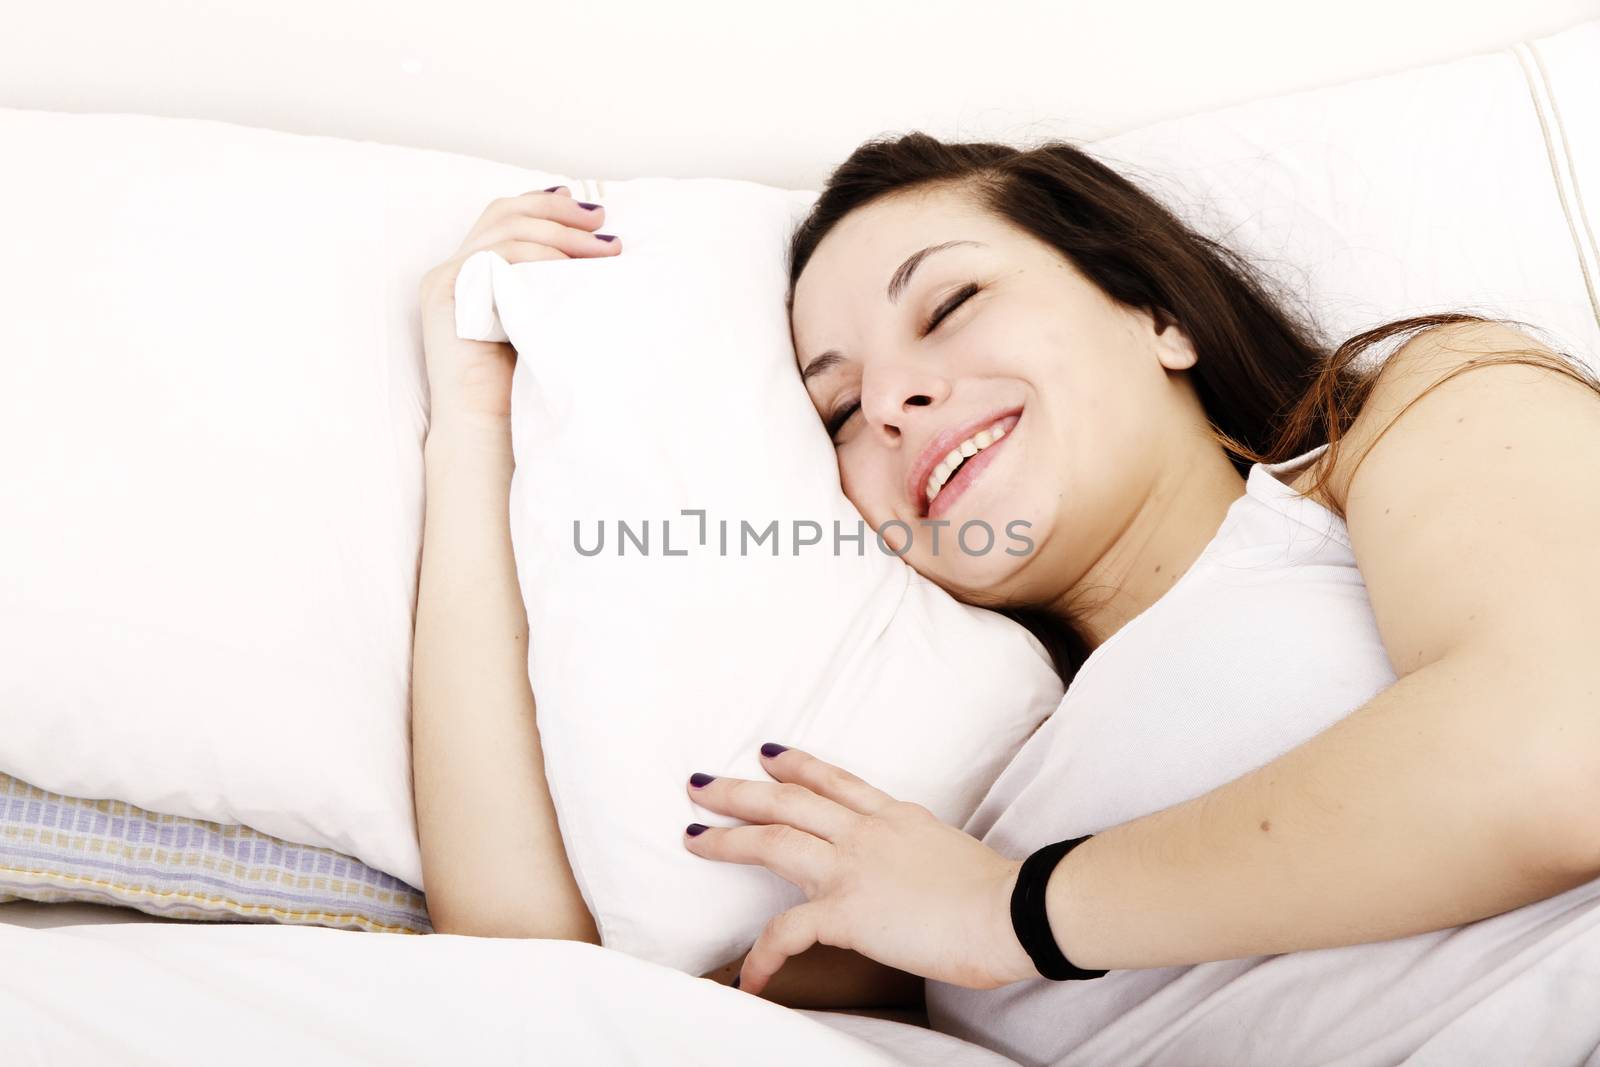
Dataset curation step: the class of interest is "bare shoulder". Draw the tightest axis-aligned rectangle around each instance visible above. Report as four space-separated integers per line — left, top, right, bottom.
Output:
1295 318 1600 674
1294 320 1586 514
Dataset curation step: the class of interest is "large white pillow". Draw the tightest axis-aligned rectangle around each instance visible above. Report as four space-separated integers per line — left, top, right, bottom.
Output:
0 106 582 889
452 180 1065 975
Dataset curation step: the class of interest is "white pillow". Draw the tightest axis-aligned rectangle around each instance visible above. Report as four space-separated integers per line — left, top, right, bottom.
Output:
1088 20 1600 368
452 179 1065 976
0 105 582 889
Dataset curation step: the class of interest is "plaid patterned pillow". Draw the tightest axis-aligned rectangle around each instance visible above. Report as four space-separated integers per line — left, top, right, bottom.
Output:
0 772 430 933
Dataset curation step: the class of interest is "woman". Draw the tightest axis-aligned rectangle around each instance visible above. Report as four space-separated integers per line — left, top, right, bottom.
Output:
411 134 1600 1064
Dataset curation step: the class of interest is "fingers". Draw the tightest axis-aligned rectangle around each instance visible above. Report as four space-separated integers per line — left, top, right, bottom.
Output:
457 188 620 264
481 214 619 259
484 240 570 266
512 188 610 231
687 771 860 842
682 821 834 897
483 188 614 237
738 902 832 998
759 746 900 818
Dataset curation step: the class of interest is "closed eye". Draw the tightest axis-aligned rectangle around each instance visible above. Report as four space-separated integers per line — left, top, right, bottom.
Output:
825 281 983 445
924 282 980 335
826 398 859 440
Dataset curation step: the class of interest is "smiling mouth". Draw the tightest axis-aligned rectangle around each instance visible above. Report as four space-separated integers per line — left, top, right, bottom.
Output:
925 418 1008 505
919 410 1023 520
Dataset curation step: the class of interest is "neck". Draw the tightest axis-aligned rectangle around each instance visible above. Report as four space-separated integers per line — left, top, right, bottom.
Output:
1048 438 1247 654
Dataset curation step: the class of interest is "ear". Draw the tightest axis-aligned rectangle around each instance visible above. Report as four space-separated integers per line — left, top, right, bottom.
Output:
1148 306 1198 372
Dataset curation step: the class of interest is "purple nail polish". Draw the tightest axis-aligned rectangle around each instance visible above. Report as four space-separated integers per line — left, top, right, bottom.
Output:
542 185 563 192
686 823 708 836
732 975 742 989
576 201 602 211
760 743 788 758
689 772 716 788
594 233 617 242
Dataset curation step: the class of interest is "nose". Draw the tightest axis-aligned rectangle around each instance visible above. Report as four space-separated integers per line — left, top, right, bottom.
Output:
859 358 951 446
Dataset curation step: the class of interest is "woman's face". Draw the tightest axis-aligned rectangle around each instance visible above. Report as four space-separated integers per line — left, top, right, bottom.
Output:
789 185 1206 610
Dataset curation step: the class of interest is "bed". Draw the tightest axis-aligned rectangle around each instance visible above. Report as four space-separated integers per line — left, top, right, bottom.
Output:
4 3 1597 1065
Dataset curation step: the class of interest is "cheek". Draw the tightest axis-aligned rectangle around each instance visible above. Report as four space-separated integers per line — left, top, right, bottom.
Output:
838 452 896 522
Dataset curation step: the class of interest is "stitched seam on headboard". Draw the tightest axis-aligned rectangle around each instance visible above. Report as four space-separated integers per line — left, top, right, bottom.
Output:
1513 42 1600 335
1530 40 1598 330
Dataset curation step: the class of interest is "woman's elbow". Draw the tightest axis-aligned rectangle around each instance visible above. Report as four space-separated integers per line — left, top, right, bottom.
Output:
1509 718 1600 882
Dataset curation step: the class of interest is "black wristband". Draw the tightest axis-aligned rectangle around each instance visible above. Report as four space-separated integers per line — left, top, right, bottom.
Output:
1009 835 1108 981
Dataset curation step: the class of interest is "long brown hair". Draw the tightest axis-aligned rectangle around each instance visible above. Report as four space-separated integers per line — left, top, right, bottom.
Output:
785 132 1600 685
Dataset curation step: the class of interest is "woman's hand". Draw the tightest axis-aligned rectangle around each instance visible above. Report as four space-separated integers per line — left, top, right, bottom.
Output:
682 744 1042 997
418 186 622 424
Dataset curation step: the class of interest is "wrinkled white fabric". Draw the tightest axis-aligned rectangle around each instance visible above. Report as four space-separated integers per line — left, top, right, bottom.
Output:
0 900 1012 1067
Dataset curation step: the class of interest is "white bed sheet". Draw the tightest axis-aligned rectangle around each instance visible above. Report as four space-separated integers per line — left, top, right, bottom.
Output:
0 902 1017 1066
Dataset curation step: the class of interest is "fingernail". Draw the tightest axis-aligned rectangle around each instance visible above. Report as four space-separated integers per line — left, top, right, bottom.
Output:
732 975 742 989
689 773 716 788
686 823 708 836
594 233 617 242
760 743 788 758
576 201 602 211
542 185 566 193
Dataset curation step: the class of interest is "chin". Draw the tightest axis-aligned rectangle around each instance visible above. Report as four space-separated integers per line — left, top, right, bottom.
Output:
933 511 1053 601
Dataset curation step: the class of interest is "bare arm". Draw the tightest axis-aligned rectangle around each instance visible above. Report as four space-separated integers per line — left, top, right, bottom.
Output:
411 413 599 942
1038 650 1599 974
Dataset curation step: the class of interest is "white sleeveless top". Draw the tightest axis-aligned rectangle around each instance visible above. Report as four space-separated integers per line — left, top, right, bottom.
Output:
924 443 1600 1067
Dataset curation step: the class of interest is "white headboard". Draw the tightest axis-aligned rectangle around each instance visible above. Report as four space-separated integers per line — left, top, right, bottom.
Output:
6 0 1597 187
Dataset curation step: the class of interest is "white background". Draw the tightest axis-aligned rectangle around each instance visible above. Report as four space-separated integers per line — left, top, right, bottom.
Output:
6 0 1598 187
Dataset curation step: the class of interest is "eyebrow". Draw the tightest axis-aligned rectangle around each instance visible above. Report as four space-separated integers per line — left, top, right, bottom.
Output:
799 240 986 385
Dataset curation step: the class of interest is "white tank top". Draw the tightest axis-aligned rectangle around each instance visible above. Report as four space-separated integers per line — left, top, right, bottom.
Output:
924 443 1600 1066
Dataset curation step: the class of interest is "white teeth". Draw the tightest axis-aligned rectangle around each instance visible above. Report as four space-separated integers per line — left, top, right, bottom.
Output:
924 418 1014 508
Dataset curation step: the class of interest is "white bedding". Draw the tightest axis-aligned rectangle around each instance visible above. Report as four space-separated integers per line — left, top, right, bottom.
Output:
0 902 1017 1066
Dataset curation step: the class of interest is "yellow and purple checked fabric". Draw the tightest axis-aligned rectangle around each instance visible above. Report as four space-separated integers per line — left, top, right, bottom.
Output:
0 771 431 933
